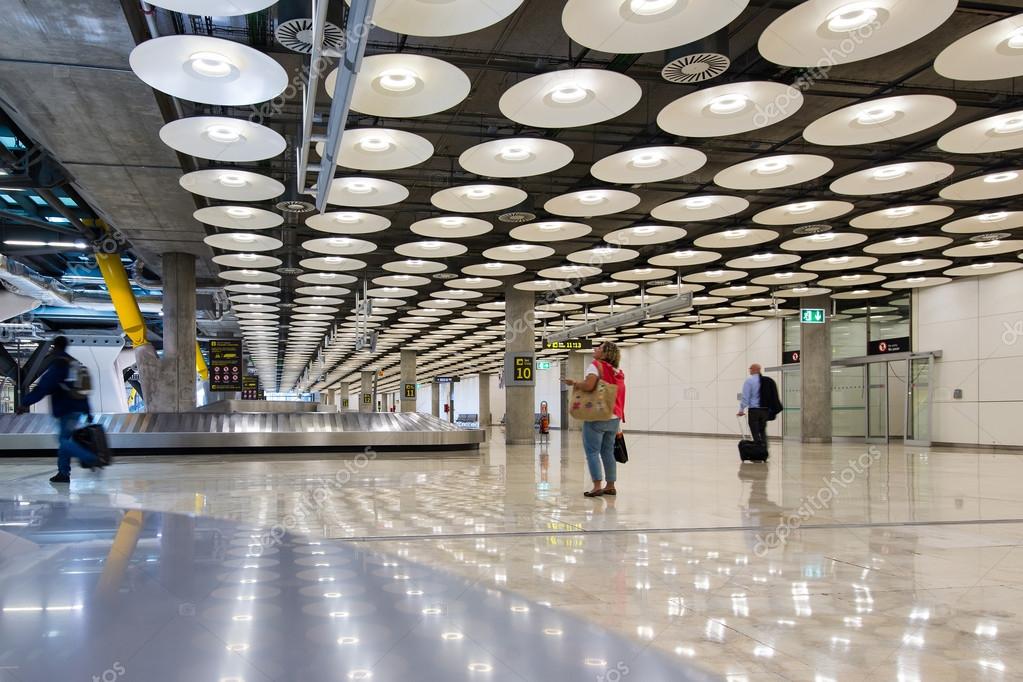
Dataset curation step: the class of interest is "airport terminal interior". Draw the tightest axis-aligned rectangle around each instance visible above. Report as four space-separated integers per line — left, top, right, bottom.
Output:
2 0 1023 680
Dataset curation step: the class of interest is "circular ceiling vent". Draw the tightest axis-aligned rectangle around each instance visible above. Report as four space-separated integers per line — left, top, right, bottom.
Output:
970 232 1011 242
276 266 304 276
275 18 345 55
433 272 459 280
661 52 730 84
276 199 315 213
498 211 536 224
793 223 833 235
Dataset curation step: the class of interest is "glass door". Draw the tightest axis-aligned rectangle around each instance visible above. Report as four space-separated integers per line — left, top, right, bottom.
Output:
781 366 801 440
865 362 888 443
906 356 934 446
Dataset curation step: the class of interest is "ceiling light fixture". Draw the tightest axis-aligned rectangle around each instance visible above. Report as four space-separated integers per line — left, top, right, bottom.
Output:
828 256 851 264
788 202 816 214
188 51 234 78
751 253 774 261
971 262 996 269
205 124 244 143
825 3 880 33
465 187 493 200
978 211 1008 223
231 233 257 243
358 136 392 152
873 166 907 181
708 93 749 116
377 68 419 92
578 192 605 205
894 236 920 246
218 173 248 188
809 232 836 242
628 0 678 16
1007 27 1023 49
900 258 924 266
550 84 588 104
993 117 1023 135
333 212 360 223
723 229 748 239
631 152 663 168
632 225 658 235
672 250 695 259
345 180 373 194
226 206 254 219
976 239 1002 249
883 206 915 217
984 171 1019 184
755 159 789 175
499 146 531 162
855 106 896 125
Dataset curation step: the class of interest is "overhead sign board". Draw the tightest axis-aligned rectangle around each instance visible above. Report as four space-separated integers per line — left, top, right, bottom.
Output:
544 340 585 350
241 375 261 400
800 308 826 324
504 352 535 386
536 360 552 370
782 350 801 364
868 337 910 355
209 339 243 392
435 376 460 384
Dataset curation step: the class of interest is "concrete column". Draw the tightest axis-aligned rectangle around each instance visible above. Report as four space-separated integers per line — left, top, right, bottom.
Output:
800 294 833 443
505 285 535 444
400 349 417 413
146 253 196 412
339 384 351 410
564 350 586 431
360 371 374 413
478 371 491 428
431 382 440 417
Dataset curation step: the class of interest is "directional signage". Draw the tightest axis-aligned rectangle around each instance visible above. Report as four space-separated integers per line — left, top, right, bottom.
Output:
536 360 552 370
868 336 910 355
435 376 460 384
544 340 585 350
362 393 372 405
504 352 535 386
403 383 417 399
342 398 350 408
783 350 801 364
209 339 243 392
800 308 826 324
241 375 261 400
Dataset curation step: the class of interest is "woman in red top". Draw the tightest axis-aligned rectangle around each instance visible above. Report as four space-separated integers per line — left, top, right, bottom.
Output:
564 341 626 497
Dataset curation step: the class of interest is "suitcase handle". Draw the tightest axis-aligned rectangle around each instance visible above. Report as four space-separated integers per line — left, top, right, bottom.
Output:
737 415 751 440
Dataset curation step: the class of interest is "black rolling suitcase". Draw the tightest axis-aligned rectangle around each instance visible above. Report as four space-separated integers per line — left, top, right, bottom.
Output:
738 418 768 462
72 419 113 467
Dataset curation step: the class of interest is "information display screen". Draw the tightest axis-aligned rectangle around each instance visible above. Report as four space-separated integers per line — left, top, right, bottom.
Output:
209 340 243 392
241 375 261 400
544 340 585 350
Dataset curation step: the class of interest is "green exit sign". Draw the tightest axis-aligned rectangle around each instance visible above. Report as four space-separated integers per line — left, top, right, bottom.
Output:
801 308 826 324
536 360 552 370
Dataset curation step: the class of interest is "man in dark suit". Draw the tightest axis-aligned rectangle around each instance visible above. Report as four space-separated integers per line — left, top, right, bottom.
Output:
737 363 783 450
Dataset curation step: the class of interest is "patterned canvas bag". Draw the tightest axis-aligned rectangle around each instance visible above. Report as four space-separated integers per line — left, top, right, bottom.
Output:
569 361 619 422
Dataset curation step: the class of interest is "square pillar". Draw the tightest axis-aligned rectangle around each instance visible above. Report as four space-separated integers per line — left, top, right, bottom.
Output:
360 371 375 413
478 371 491 428
431 381 440 417
504 286 535 444
400 349 417 412
147 252 197 413
800 294 833 443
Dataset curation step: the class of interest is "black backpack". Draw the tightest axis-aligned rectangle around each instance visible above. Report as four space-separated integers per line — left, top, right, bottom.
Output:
59 357 93 401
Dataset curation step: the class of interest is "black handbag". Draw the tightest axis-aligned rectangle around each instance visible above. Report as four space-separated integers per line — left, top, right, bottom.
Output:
614 433 629 463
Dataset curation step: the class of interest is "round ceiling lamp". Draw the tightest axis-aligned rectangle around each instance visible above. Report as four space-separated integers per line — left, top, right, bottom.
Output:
648 250 721 267
444 277 502 289
394 241 468 259
758 0 958 67
194 205 283 230
481 244 556 262
509 221 591 242
226 283 280 294
939 170 1023 201
943 239 1023 258
753 272 818 286
581 281 638 294
657 81 803 137
382 259 448 274
349 0 524 37
714 154 833 190
299 256 367 272
146 0 277 14
612 267 675 282
874 258 952 274
499 69 642 128
804 95 957 146
204 232 282 252
219 269 282 283
752 200 854 226
333 54 470 118
566 246 639 265
514 280 573 292
603 225 686 246
561 0 749 53
780 232 867 252
461 262 526 277
213 253 281 269
694 228 778 249
829 162 954 196
301 237 378 255
945 262 1022 277
298 272 358 286
801 255 878 271
459 138 573 178
539 264 602 280
683 271 746 284
411 216 492 239
942 211 1023 234
651 195 749 222
129 35 289 106
306 211 391 235
934 14 1023 81
326 177 409 207
373 274 431 287
938 111 1023 154
883 277 951 290
160 116 285 162
317 128 433 171
849 205 954 230
544 189 641 218
431 185 528 213
590 146 707 184
179 169 284 201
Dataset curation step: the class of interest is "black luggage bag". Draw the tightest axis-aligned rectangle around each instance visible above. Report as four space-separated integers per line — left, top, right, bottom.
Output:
73 421 113 466
737 417 768 462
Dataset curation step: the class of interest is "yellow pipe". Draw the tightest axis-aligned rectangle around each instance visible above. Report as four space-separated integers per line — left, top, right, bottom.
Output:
95 509 144 600
196 341 208 381
95 252 149 348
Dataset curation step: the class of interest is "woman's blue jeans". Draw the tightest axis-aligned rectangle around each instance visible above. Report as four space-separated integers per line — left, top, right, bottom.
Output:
582 418 620 483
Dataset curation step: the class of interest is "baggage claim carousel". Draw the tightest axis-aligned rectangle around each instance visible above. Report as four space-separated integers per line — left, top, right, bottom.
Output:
0 403 485 455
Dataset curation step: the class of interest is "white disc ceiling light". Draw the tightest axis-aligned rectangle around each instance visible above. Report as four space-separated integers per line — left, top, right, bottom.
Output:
411 216 492 239
481 244 555 262
567 246 639 265
431 185 527 213
333 54 470 118
317 128 433 171
395 241 468 259
695 229 778 249
300 257 367 272
499 69 642 128
829 162 954 196
591 146 707 184
938 111 1023 154
459 138 573 178
849 205 954 230
648 250 721 267
562 0 749 53
146 0 278 14
781 232 867 251
219 269 281 283
213 253 280 268
509 221 591 242
603 225 686 246
326 177 408 207
129 35 288 106
942 211 1023 234
758 0 958 67
204 232 282 252
350 0 524 37
544 189 640 218
803 95 957 146
657 81 803 137
302 237 377 255
194 206 283 230
752 200 854 226
306 211 390 235
651 195 749 222
715 154 833 190
939 170 1023 201
180 169 284 201
160 116 285 162
934 15 1023 81
461 262 526 277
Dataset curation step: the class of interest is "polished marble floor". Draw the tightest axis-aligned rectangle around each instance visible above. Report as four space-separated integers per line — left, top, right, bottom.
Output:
2 429 1023 681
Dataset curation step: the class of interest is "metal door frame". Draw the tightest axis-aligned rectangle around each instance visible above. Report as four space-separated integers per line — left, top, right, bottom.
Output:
864 362 889 445
904 354 935 447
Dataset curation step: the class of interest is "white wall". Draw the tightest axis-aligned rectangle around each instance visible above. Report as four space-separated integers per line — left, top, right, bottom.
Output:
488 374 504 426
917 268 1023 447
536 364 563 429
619 319 782 438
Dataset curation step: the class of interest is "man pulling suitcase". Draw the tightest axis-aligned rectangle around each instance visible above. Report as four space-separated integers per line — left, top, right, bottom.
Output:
736 363 783 462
